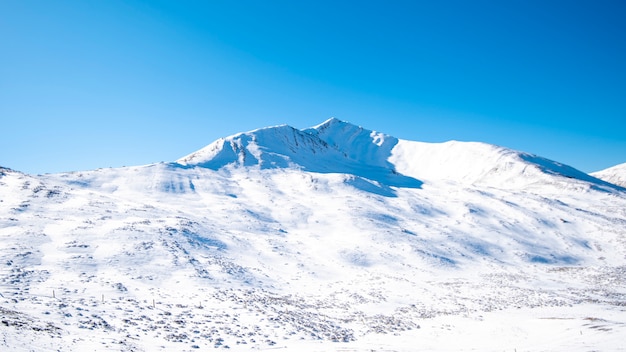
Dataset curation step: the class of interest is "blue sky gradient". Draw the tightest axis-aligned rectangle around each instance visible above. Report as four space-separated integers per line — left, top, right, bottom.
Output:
1 0 625 174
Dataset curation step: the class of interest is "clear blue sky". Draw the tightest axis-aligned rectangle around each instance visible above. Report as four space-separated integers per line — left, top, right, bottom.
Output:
1 0 625 174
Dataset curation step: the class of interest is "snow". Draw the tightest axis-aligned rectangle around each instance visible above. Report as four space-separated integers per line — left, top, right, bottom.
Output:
1 120 626 351
592 162 626 188
390 140 618 191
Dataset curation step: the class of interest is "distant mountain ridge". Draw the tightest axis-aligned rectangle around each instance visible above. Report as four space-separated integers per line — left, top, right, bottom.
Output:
177 118 619 192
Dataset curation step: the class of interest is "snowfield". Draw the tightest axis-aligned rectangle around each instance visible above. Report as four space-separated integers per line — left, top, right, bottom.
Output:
1 118 625 351
593 162 626 188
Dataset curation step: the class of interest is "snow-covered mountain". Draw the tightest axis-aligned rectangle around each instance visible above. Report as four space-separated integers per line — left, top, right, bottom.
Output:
592 162 626 188
179 118 617 191
176 118 422 190
1 119 625 351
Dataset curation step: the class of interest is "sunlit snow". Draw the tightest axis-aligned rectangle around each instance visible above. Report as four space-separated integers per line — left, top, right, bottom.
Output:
1 119 625 351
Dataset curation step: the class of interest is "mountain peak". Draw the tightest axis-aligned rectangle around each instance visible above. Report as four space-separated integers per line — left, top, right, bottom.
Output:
177 118 399 172
308 117 365 136
311 117 344 129
304 118 398 166
176 119 422 192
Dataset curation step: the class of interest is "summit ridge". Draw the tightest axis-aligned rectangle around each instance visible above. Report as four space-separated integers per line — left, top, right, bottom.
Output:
177 118 618 191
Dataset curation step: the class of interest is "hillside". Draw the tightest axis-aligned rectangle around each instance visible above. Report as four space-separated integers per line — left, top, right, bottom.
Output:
592 162 626 188
1 120 625 351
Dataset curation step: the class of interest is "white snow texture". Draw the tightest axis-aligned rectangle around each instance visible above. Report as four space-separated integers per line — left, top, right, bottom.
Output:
1 118 625 351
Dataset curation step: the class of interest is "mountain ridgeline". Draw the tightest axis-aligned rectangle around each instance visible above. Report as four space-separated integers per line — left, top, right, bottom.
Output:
177 118 621 191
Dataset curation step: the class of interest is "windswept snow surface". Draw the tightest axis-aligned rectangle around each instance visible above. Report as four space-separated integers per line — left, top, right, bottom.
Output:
592 162 626 188
1 120 626 351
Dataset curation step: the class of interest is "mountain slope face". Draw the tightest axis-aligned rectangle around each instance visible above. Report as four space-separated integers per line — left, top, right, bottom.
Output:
1 121 626 351
592 162 626 187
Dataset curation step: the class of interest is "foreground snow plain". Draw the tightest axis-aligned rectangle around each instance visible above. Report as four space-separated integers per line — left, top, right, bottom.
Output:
1 119 625 351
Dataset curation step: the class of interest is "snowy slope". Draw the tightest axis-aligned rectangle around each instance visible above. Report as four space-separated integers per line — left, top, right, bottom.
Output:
592 162 626 187
179 117 617 192
389 139 619 191
1 120 626 351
